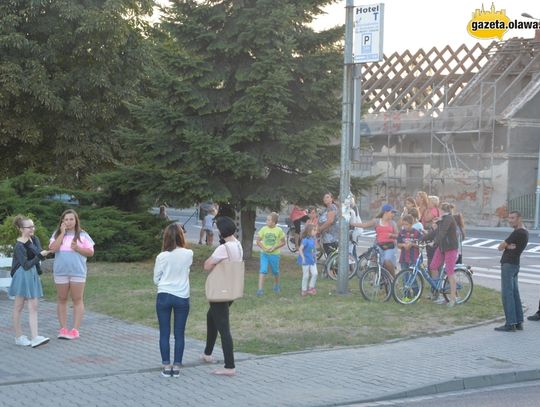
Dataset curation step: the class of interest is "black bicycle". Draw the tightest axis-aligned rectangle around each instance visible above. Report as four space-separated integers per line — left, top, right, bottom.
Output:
358 244 394 302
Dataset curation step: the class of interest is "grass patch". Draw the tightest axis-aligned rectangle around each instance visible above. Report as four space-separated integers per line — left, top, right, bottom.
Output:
41 247 502 355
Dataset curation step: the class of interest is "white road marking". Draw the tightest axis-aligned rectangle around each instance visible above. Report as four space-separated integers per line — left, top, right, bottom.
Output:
462 238 481 245
470 239 497 247
473 266 540 285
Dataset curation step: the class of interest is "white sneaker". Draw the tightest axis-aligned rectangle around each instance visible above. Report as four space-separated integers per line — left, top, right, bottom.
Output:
31 336 50 348
434 296 447 304
15 335 31 346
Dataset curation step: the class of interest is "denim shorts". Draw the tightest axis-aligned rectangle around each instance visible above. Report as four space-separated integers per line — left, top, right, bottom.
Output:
260 252 280 275
380 248 396 266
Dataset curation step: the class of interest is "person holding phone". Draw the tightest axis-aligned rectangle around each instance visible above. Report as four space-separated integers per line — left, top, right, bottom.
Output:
10 215 50 348
49 209 94 340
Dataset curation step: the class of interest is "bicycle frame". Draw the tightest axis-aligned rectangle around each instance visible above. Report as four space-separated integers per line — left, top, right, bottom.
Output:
395 241 474 305
404 244 471 293
363 244 390 273
407 249 445 292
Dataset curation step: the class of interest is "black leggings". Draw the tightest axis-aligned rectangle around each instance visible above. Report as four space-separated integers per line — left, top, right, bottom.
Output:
204 302 235 369
293 215 309 234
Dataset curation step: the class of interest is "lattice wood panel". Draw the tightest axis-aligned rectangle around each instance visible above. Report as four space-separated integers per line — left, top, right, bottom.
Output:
361 41 501 114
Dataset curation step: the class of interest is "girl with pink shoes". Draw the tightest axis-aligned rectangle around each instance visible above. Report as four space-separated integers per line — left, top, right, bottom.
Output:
49 209 94 340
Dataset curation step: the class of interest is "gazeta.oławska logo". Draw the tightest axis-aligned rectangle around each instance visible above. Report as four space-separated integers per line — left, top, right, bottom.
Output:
467 2 540 40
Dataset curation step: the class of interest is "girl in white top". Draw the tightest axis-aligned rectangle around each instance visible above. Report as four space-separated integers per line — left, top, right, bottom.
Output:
153 223 193 378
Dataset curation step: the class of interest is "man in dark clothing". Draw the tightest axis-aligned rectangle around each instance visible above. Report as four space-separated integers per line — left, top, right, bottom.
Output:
528 303 540 321
494 211 529 332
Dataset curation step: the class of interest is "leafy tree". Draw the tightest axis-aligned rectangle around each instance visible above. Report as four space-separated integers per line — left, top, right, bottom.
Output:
0 0 154 183
116 0 376 258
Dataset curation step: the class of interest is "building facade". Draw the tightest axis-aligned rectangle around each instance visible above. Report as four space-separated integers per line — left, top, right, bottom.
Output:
353 38 540 226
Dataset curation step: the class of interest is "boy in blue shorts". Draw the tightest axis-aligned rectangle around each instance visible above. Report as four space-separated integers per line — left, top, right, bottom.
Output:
256 212 285 296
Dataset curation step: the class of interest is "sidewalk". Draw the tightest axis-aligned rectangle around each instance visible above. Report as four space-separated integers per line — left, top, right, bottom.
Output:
2 295 540 406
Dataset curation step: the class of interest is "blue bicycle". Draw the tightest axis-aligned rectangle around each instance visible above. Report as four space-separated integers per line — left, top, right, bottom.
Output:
392 242 473 305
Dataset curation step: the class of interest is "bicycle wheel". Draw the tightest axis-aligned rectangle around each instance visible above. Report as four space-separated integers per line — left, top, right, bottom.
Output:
286 229 297 253
316 238 326 260
325 251 357 280
442 268 473 304
359 267 393 302
393 268 424 305
355 253 369 278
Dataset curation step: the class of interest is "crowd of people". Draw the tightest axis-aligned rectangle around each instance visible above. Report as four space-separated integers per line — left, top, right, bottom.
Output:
7 192 530 379
280 192 467 306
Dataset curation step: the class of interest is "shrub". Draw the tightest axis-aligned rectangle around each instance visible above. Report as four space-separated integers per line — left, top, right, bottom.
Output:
0 213 49 256
77 206 164 262
0 173 165 262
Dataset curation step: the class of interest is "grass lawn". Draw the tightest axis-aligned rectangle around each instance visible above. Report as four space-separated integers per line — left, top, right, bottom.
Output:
41 246 503 355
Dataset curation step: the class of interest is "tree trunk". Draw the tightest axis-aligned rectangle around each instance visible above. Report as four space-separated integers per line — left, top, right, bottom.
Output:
240 208 256 259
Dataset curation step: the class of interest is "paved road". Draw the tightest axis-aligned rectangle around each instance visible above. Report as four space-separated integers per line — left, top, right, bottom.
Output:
2 294 540 407
354 380 540 406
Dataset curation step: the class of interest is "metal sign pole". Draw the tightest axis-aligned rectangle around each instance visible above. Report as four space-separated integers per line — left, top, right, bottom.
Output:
338 2 384 292
337 0 355 294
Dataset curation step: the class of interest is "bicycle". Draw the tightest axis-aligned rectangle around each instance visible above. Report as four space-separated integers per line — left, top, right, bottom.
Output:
323 235 381 281
358 244 394 302
285 219 298 253
323 239 359 280
392 242 474 305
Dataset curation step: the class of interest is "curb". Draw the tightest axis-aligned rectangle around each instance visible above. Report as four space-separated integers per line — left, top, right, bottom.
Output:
350 368 540 406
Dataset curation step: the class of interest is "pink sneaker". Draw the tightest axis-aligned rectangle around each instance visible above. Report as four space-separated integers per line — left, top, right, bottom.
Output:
301 290 308 297
58 328 71 340
69 328 80 339
308 288 317 295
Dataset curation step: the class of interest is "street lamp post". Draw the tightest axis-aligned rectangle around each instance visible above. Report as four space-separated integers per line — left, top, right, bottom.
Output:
521 12 540 41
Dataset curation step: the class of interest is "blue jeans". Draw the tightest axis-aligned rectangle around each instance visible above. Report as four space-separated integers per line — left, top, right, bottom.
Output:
501 263 523 326
156 293 190 365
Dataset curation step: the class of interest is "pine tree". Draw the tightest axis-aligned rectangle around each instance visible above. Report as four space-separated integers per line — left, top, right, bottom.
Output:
122 0 352 257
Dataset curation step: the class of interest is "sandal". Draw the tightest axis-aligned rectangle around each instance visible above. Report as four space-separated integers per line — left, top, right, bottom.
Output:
212 368 236 376
201 353 214 363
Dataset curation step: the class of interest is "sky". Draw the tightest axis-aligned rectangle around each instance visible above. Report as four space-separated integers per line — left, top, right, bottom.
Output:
317 0 538 53
154 1 539 54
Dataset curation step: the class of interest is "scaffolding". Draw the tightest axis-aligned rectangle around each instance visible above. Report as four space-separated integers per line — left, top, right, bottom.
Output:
353 38 540 223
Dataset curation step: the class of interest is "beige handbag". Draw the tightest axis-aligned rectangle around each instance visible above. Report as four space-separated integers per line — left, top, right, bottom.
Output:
205 243 245 302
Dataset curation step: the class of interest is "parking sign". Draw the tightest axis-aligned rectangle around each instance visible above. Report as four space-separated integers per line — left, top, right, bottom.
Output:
353 3 384 63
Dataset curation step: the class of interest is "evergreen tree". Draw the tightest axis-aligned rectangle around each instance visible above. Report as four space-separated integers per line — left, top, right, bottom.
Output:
0 0 154 183
122 0 360 257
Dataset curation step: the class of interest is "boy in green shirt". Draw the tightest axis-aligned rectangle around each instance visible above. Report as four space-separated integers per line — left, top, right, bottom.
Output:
256 212 285 296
